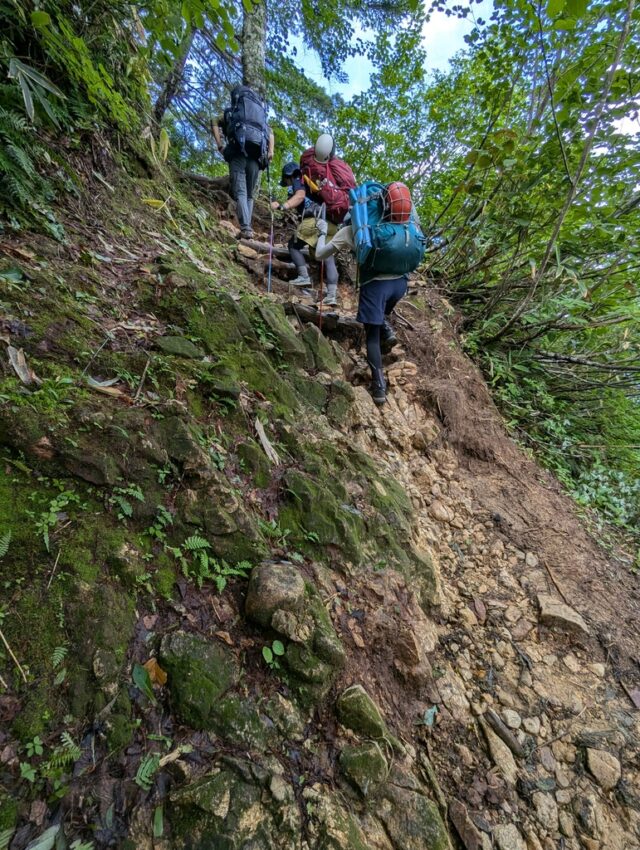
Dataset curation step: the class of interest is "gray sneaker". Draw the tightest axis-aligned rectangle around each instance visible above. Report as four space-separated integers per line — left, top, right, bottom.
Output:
319 294 338 307
290 274 312 286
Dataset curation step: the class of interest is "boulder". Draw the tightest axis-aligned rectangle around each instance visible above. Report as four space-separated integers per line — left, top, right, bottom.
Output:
339 742 388 796
160 631 239 729
336 685 387 739
245 562 306 628
156 335 204 358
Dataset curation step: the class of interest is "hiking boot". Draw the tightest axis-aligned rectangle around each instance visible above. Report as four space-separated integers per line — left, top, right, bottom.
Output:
319 294 338 307
239 228 254 239
370 369 386 406
290 273 312 286
381 319 398 354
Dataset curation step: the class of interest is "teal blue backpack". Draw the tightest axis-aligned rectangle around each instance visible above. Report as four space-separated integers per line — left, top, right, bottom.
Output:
349 181 426 283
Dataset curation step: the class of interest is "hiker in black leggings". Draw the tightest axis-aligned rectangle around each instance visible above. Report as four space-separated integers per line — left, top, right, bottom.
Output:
315 219 403 406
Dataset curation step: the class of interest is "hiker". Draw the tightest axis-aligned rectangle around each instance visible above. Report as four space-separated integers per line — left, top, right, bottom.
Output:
315 181 425 405
271 134 355 307
213 85 274 239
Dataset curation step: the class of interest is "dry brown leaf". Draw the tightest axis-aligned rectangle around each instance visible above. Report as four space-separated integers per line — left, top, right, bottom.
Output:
215 630 234 646
7 345 41 385
143 657 167 686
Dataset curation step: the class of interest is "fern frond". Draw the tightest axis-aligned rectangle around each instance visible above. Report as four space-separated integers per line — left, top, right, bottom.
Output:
0 531 11 558
183 535 210 551
52 645 68 668
60 731 81 761
135 752 160 791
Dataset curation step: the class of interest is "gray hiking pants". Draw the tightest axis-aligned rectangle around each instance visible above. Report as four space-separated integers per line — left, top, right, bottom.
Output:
289 235 338 296
229 154 260 230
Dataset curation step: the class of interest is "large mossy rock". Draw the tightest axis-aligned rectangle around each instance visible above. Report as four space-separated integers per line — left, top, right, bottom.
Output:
245 562 345 702
170 759 301 850
255 302 310 367
377 781 451 850
160 631 240 729
336 685 388 739
339 742 388 796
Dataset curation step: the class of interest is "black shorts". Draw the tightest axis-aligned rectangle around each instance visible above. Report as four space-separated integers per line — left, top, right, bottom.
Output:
356 276 408 325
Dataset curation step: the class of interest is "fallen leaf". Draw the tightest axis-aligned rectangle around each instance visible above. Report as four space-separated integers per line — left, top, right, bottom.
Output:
86 376 126 397
254 417 280 465
142 614 158 630
215 630 234 646
143 657 167 686
7 345 41 385
473 596 487 624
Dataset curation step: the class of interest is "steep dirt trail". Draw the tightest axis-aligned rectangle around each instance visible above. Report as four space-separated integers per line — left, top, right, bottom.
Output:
234 208 640 849
1 173 638 850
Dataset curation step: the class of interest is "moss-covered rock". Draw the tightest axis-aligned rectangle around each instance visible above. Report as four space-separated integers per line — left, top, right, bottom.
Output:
326 380 355 426
291 374 329 411
156 335 205 358
377 783 451 850
152 415 203 464
339 742 388 796
301 324 341 374
237 439 272 488
170 760 302 849
336 685 388 740
245 562 306 628
160 631 240 729
254 302 310 367
279 469 364 563
209 694 273 751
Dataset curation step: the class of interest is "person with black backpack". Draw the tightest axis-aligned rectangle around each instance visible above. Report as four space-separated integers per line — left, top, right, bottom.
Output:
314 181 426 406
212 85 274 239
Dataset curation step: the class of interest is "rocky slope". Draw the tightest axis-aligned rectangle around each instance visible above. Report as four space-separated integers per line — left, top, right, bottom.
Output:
0 161 638 850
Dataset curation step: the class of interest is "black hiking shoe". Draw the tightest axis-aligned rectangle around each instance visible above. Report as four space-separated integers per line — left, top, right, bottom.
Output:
381 319 398 354
370 369 386 406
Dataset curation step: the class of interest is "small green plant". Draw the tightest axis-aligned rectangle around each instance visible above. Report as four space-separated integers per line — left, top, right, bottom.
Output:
258 518 292 548
26 736 44 757
32 485 82 551
167 535 251 591
135 752 160 791
155 464 172 485
262 639 285 669
302 529 320 544
109 483 144 520
0 531 11 558
147 505 173 542
20 761 36 782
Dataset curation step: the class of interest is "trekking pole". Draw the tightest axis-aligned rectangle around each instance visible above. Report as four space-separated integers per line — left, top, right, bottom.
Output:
317 203 326 332
266 161 274 294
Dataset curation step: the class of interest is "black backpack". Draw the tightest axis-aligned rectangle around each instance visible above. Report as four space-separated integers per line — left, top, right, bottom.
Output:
224 86 268 166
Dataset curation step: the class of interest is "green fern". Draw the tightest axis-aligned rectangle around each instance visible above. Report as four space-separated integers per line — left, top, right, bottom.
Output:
60 731 81 761
0 828 14 850
52 645 68 668
0 531 11 559
46 732 80 770
135 752 160 791
183 535 210 551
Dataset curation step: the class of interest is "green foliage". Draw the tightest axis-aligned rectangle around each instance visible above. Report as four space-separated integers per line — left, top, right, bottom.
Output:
109 483 145 521
135 752 160 791
0 531 11 558
167 534 251 591
262 639 285 669
132 662 156 703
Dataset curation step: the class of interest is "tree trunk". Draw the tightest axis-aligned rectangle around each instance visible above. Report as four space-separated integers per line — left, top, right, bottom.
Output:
153 27 197 124
241 0 266 96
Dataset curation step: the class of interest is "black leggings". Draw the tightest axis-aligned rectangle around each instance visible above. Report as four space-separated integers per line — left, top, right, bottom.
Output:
365 324 382 371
